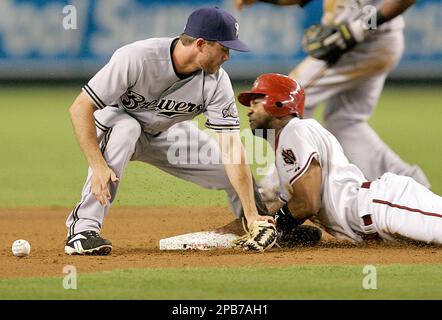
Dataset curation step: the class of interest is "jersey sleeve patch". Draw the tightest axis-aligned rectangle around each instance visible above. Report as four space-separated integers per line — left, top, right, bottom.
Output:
221 102 239 119
282 148 297 165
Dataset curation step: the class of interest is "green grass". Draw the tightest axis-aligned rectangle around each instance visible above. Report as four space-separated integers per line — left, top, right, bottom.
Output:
2 86 441 301
1 264 442 299
0 85 441 207
0 86 229 207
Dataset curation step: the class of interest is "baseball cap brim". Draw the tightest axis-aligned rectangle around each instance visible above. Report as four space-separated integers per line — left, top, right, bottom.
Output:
218 39 250 52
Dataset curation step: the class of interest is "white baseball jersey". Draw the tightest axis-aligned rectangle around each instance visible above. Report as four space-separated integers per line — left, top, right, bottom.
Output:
275 118 442 244
276 118 366 242
82 37 240 134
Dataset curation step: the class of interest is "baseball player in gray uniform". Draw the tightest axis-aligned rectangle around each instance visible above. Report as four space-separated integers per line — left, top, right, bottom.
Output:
234 0 430 203
64 6 275 255
239 73 442 245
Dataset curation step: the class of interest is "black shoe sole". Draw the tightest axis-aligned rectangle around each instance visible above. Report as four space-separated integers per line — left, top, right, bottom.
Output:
64 245 112 256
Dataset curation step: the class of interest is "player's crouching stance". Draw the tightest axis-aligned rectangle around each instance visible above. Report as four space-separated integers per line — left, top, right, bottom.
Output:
64 7 276 255
237 73 442 245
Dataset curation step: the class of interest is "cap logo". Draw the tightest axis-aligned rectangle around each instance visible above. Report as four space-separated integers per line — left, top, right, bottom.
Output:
235 22 239 38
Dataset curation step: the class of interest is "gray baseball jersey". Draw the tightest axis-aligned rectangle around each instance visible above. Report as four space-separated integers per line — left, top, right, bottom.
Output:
66 37 267 238
82 37 240 134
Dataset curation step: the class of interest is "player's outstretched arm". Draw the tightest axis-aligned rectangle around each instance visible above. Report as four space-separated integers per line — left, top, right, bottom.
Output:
217 131 272 227
377 0 416 25
69 92 119 206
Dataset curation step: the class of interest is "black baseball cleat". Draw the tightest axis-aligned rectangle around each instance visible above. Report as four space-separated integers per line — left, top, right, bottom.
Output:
64 230 112 255
277 225 322 248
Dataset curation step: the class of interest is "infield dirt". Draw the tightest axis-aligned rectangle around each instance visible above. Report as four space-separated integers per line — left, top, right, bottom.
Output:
1 207 441 278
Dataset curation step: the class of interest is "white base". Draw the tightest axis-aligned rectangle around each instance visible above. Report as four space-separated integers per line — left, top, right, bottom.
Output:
159 231 238 251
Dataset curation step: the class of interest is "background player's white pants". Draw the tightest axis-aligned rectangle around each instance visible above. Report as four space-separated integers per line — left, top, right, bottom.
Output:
66 108 266 236
260 29 430 200
358 173 442 244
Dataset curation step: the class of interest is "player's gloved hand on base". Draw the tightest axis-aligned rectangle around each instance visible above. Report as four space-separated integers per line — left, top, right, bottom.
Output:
232 218 277 252
274 204 322 247
302 19 366 64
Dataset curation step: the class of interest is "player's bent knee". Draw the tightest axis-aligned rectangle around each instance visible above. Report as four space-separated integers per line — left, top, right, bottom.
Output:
115 119 142 143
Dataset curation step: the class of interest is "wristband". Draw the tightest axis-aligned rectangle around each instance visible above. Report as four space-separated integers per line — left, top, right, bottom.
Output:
276 204 305 227
375 10 388 26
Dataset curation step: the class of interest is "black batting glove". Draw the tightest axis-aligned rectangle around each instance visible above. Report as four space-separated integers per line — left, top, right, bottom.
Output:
274 204 305 234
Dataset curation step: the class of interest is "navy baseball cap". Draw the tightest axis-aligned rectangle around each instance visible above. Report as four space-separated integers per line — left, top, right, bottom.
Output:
184 6 250 52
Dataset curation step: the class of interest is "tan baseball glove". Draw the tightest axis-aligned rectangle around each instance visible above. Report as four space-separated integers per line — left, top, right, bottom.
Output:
232 219 277 252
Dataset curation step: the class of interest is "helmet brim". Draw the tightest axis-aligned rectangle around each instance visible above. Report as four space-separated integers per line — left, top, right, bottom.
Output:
237 91 266 107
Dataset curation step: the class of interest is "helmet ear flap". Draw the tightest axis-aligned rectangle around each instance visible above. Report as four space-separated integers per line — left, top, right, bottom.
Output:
262 95 279 116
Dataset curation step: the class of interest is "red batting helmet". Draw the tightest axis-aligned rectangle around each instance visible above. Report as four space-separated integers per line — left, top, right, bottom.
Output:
238 73 305 118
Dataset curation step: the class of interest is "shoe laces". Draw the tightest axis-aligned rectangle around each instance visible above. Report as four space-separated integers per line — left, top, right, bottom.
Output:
83 230 100 238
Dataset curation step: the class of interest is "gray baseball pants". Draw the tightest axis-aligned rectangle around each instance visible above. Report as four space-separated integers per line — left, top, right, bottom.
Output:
66 107 267 236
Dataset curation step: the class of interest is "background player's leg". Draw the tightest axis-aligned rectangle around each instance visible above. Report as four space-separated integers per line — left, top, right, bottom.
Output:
294 30 430 187
66 108 142 236
131 121 268 218
369 173 442 244
322 74 431 187
289 57 355 118
291 30 404 119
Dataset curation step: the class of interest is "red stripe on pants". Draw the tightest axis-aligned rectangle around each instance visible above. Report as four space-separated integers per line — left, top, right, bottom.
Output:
373 199 442 219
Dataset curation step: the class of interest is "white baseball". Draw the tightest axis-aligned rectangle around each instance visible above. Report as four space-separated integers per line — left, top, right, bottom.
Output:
12 239 31 257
